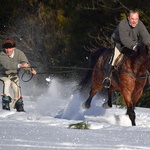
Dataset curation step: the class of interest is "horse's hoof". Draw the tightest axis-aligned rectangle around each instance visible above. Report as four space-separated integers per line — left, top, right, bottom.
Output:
82 102 91 109
102 102 112 109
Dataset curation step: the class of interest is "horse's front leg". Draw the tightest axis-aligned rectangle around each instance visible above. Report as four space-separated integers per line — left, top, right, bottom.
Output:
82 86 99 109
123 94 136 126
102 89 113 109
126 104 136 126
125 84 145 126
82 96 93 109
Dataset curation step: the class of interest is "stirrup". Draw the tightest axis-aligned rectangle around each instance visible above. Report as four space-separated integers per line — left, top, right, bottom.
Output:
102 77 111 88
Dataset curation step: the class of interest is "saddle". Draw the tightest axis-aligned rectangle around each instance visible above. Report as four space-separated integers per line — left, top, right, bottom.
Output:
114 53 126 70
103 50 127 88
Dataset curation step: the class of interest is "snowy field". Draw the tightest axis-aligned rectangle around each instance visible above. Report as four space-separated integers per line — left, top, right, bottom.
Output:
0 77 150 150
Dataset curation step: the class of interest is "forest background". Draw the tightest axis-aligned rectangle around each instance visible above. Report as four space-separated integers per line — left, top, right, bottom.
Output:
0 0 150 107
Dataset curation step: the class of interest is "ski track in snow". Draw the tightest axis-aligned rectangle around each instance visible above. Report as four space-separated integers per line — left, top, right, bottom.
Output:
0 78 150 150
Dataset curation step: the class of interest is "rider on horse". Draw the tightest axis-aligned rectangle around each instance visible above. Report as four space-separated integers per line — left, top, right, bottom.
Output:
102 10 150 88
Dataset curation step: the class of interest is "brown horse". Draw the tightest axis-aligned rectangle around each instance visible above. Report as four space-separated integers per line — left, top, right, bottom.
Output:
79 44 150 126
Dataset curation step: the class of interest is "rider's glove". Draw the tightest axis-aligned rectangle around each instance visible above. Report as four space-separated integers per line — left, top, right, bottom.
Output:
133 43 138 52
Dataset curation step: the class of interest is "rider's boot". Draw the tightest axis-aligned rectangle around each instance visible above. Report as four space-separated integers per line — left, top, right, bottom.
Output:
102 65 114 88
2 95 11 110
15 96 25 112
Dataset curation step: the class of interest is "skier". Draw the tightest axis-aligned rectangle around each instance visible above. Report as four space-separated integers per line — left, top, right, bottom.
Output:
0 39 36 111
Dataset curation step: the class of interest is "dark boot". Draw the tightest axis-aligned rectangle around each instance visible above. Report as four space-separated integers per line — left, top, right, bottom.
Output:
2 96 11 110
15 98 25 112
102 66 114 88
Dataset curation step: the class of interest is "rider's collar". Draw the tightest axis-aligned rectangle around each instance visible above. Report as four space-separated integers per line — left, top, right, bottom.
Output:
9 51 14 58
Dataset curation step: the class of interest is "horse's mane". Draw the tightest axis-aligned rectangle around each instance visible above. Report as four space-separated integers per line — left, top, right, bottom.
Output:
78 47 110 91
125 44 148 67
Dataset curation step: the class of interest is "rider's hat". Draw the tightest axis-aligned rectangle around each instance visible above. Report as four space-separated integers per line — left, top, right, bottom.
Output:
2 39 16 48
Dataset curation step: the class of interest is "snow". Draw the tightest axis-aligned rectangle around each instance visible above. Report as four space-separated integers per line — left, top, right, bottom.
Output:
0 78 150 150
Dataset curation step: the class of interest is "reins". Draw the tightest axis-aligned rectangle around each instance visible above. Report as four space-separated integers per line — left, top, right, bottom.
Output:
21 72 34 82
21 70 77 82
120 67 148 79
119 57 150 79
20 65 105 82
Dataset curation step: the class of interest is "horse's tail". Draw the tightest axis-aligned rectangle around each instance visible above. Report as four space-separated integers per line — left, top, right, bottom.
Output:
77 48 106 91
